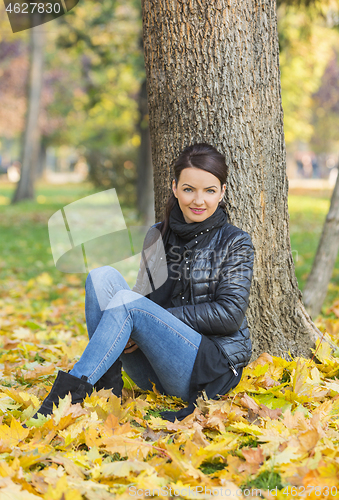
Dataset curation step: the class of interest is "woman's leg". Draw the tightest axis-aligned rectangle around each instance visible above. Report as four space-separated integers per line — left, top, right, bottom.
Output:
85 266 130 339
84 266 166 394
69 288 202 401
120 349 166 393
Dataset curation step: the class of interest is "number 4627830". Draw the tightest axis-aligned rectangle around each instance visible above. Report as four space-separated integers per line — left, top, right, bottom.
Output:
5 3 61 14
282 485 338 496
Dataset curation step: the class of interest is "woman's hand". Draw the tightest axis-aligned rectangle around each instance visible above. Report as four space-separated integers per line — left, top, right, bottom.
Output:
123 338 139 354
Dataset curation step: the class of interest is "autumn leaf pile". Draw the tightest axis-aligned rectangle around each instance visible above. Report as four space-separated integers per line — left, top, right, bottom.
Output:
1 274 339 499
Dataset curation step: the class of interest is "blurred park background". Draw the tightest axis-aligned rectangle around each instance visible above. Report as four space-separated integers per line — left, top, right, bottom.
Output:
1 0 339 316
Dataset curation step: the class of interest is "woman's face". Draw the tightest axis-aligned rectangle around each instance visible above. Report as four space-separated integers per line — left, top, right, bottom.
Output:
172 167 226 224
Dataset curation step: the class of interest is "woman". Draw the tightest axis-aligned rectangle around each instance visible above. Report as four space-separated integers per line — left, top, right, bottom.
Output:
32 143 254 422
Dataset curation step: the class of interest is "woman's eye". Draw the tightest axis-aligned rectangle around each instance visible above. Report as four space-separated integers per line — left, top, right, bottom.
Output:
183 188 216 193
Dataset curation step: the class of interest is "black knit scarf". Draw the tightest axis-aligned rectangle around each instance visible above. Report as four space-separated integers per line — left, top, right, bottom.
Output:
169 199 227 243
168 201 227 306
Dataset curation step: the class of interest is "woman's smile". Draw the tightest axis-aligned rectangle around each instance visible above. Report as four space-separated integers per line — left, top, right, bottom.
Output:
190 207 207 215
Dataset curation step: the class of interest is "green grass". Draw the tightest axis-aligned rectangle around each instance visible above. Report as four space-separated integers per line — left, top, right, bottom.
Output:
241 470 284 492
0 182 141 284
199 460 226 475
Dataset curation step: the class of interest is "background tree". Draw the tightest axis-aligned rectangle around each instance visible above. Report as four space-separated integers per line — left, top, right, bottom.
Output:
311 53 339 152
55 0 145 202
0 39 28 140
12 27 44 203
302 172 339 318
141 0 335 360
136 78 154 225
278 3 339 146
277 3 339 318
1 0 147 209
298 51 339 318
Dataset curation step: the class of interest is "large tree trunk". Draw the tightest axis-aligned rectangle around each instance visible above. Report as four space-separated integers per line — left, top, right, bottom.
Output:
12 26 44 203
302 170 339 319
136 79 155 226
141 0 333 360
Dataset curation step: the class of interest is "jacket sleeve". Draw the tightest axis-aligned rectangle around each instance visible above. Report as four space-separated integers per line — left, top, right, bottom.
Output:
166 232 254 336
132 227 154 295
132 224 164 295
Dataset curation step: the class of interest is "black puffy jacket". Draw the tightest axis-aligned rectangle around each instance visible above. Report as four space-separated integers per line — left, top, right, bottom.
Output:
133 221 254 373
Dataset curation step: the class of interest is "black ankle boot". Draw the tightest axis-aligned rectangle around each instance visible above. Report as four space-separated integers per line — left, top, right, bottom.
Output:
33 371 93 418
94 359 123 397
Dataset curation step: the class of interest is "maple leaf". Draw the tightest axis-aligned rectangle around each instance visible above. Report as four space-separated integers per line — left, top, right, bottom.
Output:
1 387 40 410
298 429 320 452
25 412 50 428
240 393 260 412
142 425 167 442
43 474 83 500
0 396 20 413
23 363 55 381
102 413 133 438
268 445 302 466
92 460 155 480
84 427 102 448
216 481 245 499
0 461 15 479
262 376 280 389
302 462 339 488
59 412 100 444
191 428 210 447
52 394 86 425
102 435 154 460
0 418 29 447
229 422 262 436
249 353 274 367
50 454 85 479
0 477 40 499
205 410 227 433
221 454 244 479
133 472 168 493
18 450 52 470
162 442 208 481
258 405 282 420
239 446 264 474
312 338 334 363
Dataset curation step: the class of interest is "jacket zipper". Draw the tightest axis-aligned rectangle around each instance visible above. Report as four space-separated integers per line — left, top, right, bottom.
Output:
189 261 195 305
190 252 239 377
142 240 162 295
221 348 239 376
189 253 238 376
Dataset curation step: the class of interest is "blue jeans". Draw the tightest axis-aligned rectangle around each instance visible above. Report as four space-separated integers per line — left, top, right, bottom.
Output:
69 266 202 401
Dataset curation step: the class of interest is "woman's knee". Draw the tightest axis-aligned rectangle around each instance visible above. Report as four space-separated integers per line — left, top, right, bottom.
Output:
86 266 120 289
108 288 140 308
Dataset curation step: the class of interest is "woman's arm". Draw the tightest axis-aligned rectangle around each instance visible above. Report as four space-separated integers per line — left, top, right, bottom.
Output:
166 232 254 336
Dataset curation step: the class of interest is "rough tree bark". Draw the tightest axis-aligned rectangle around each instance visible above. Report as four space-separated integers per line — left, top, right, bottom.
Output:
12 26 45 203
302 171 339 319
136 79 155 225
141 0 333 360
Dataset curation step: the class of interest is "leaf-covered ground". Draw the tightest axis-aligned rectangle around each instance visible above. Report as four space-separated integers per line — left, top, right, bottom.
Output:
1 276 339 499
1 186 339 499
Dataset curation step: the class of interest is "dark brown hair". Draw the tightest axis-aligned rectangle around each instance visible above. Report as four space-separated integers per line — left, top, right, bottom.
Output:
160 143 228 236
